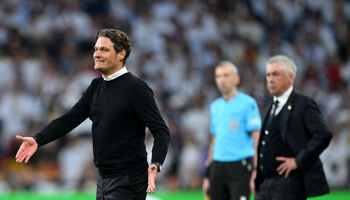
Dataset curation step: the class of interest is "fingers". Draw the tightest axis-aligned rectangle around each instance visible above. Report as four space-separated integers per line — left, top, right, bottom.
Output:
275 157 286 161
15 145 33 163
250 179 255 193
146 183 155 193
15 145 25 161
277 164 287 176
25 155 31 163
16 153 27 163
147 177 156 193
285 168 291 178
147 165 157 193
15 148 23 159
277 163 293 178
16 135 26 142
276 157 288 176
202 178 210 195
16 153 32 163
276 163 284 173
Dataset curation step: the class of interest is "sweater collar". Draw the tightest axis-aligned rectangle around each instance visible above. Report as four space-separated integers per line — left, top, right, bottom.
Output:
102 66 128 81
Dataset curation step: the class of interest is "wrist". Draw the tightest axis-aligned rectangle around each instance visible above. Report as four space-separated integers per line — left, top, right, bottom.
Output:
32 136 40 146
151 162 162 172
205 163 212 178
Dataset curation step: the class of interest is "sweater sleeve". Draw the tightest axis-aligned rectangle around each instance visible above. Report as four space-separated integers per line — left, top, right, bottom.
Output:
132 81 170 165
33 80 94 146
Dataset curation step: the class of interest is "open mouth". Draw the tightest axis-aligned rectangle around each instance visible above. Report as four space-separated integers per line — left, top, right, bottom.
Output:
95 60 104 63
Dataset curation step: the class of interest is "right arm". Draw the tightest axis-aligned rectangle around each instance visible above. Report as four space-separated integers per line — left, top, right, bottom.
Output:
205 135 215 166
203 103 216 196
33 88 91 146
15 79 95 163
202 135 215 195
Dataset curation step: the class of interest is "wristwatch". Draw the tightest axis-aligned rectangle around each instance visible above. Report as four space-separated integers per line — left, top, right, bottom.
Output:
32 136 40 145
151 162 162 172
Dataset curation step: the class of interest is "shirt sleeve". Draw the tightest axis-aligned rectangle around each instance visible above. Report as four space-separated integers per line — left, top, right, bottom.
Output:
209 104 216 135
245 100 262 132
33 80 93 146
131 81 170 165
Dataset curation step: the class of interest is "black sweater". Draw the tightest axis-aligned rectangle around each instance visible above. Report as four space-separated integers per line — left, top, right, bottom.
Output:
34 73 170 176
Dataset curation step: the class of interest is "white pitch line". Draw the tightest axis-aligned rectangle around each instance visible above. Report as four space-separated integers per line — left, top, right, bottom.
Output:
146 196 162 200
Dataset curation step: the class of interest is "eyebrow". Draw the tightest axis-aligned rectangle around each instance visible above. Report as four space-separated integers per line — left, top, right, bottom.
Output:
266 71 281 75
94 46 110 50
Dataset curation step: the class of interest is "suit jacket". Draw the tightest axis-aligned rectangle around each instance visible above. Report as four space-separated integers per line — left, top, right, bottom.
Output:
255 90 332 197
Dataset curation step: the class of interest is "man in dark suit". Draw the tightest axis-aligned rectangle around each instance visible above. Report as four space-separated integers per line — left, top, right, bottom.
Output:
254 55 332 200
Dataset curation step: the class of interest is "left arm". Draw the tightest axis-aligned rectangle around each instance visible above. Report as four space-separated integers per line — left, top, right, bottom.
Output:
132 82 171 192
250 130 259 192
277 99 332 177
295 99 332 171
245 99 261 192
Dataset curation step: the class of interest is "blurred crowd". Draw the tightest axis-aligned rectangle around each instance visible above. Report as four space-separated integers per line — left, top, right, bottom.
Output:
0 0 349 192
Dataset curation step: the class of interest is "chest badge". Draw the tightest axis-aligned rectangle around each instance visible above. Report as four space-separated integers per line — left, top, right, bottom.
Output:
229 120 240 131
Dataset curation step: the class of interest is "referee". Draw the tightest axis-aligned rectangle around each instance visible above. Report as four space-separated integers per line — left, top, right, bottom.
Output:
15 29 170 200
203 61 261 200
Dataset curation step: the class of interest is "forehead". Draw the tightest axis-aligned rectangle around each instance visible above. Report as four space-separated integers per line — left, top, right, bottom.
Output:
215 65 235 74
95 37 114 47
266 63 284 73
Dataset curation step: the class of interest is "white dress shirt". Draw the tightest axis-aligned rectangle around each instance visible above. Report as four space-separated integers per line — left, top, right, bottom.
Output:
272 86 293 116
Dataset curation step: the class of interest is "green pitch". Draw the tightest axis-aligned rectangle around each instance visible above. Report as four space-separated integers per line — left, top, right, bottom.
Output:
0 190 348 200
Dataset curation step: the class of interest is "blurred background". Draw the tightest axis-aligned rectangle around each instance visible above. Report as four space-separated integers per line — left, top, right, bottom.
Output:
0 0 349 197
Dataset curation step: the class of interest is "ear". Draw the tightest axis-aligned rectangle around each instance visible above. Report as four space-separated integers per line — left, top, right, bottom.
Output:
288 73 294 83
235 75 241 85
118 49 126 61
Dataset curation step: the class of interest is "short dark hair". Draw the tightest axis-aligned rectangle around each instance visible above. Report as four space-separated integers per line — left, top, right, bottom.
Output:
96 29 131 64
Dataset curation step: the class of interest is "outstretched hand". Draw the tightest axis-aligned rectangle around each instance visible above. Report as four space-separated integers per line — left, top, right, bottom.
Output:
15 135 38 163
146 164 158 193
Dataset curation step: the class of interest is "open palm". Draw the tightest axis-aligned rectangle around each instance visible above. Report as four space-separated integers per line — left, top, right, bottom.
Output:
15 135 38 163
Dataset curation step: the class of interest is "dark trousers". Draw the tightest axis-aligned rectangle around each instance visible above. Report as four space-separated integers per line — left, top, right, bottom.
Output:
255 174 306 200
96 171 148 200
209 158 252 200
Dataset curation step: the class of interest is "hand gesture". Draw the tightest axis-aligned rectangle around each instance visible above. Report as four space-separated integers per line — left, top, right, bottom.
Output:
146 164 158 193
15 135 38 163
276 157 297 178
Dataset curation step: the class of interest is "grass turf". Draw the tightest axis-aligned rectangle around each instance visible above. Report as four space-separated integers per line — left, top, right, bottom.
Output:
0 190 349 200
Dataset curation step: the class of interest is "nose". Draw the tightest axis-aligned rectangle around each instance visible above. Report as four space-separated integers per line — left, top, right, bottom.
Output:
94 50 100 59
216 77 223 85
267 76 274 83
